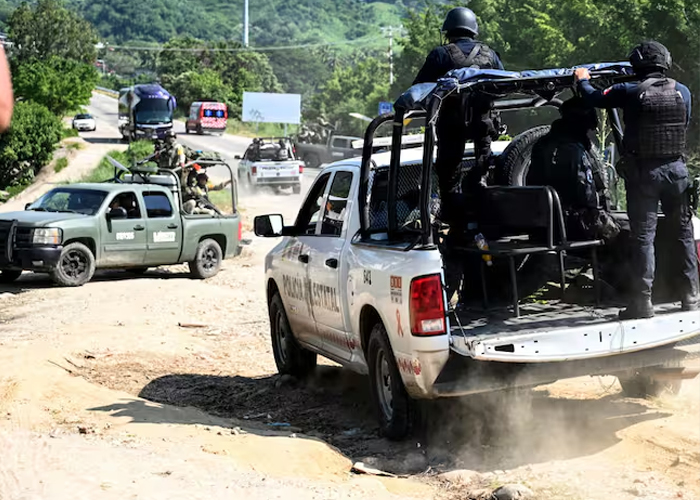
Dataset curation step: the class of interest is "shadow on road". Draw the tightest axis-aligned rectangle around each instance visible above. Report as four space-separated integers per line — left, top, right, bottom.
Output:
85 366 670 474
82 137 124 145
0 268 194 293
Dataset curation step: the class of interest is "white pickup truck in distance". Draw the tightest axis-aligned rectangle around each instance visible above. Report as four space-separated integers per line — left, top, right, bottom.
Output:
236 137 303 194
254 66 700 440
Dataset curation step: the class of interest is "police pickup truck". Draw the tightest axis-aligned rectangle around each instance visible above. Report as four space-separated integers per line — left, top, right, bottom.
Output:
255 63 700 439
236 137 303 194
0 159 242 286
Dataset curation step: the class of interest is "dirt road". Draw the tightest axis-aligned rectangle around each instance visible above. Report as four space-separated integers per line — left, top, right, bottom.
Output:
0 99 698 499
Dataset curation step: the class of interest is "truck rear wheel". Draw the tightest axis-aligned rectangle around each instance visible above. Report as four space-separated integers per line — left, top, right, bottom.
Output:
367 322 419 440
293 184 301 195
0 269 22 283
305 154 321 170
50 242 95 287
269 292 317 377
188 238 222 279
618 370 682 398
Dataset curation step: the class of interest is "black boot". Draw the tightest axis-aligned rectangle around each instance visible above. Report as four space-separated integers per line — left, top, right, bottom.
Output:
619 296 654 320
682 292 700 311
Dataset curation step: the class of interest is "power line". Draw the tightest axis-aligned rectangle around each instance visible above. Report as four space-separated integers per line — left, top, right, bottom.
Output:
103 36 383 53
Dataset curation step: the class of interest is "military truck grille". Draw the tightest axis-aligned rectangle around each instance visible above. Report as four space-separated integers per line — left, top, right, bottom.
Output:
0 220 14 266
14 227 32 248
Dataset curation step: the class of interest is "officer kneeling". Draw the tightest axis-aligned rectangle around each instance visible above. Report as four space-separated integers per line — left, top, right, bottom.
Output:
575 41 699 319
529 96 620 242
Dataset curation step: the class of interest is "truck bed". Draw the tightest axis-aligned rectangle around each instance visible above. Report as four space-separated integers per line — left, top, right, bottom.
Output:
449 300 700 363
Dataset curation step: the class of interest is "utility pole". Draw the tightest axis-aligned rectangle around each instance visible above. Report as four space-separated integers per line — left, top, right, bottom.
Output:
243 0 249 47
380 26 404 87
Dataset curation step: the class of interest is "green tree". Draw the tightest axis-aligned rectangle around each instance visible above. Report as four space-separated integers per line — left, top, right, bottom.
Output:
309 56 390 135
170 69 234 113
7 0 98 64
12 56 98 116
0 100 62 189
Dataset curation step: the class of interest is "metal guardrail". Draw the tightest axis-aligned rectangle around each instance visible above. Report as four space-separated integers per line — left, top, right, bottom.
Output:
95 86 119 97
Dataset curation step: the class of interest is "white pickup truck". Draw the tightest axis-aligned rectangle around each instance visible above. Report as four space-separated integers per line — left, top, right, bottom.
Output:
236 137 303 194
254 67 700 440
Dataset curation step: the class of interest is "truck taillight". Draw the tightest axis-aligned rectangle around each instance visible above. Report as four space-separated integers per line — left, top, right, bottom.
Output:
299 163 304 174
409 274 446 336
251 166 257 175
238 218 242 241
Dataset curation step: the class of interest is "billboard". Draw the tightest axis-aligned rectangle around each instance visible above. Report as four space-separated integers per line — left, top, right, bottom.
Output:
242 92 301 124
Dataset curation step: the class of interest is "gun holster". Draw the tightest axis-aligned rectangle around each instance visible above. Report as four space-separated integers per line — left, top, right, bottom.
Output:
689 177 700 212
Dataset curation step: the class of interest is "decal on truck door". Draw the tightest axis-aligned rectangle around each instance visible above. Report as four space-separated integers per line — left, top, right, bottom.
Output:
282 274 340 313
153 231 176 243
116 232 135 241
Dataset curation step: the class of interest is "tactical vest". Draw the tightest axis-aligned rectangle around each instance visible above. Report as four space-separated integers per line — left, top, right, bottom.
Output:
624 78 687 159
445 42 498 69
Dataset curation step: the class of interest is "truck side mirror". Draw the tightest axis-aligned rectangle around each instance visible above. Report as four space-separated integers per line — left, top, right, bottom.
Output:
254 214 284 237
24 203 31 210
107 207 128 220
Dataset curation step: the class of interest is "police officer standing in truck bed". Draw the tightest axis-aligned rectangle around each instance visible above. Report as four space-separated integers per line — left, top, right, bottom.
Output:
413 7 504 229
575 41 698 319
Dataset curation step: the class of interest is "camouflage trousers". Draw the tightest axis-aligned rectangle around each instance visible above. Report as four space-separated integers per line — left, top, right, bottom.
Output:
182 199 216 216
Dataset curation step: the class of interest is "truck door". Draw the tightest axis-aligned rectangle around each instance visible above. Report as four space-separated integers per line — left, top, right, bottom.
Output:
303 169 355 361
100 191 147 266
141 190 183 265
278 171 333 349
330 137 351 161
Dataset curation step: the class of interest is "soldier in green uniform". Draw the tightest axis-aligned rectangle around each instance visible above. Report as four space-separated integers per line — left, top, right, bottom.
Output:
182 172 231 215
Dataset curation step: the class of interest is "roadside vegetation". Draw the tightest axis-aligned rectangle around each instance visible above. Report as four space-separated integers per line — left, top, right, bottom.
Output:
0 0 99 197
82 140 154 183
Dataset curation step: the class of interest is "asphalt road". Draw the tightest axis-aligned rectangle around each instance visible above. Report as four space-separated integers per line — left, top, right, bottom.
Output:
85 92 318 187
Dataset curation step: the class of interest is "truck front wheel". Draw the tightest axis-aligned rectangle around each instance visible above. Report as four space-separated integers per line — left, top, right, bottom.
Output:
305 154 321 170
269 292 317 377
189 238 222 279
0 269 22 283
367 323 419 440
50 242 96 287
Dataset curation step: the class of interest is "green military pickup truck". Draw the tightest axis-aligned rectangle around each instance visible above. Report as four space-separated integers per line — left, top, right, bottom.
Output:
0 161 242 286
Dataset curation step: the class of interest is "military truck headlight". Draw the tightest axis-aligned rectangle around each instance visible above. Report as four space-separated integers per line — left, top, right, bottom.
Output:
32 228 62 245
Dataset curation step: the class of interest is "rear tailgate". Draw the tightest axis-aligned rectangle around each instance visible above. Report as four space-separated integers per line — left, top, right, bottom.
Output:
254 160 302 180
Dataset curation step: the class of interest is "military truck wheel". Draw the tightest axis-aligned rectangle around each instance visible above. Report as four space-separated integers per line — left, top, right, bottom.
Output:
293 184 301 195
269 292 317 378
0 269 22 283
305 154 321 170
367 322 419 440
618 369 682 398
50 242 95 287
189 238 222 279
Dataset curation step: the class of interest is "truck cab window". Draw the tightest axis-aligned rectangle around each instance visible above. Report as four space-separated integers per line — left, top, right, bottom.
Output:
321 171 353 236
143 192 173 218
109 192 141 219
295 172 331 235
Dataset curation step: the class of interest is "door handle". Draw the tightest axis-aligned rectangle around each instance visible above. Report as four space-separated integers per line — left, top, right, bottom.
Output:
167 224 178 229
298 254 309 264
325 258 338 269
133 225 145 231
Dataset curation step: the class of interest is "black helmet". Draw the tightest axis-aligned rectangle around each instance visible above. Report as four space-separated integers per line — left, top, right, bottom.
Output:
164 130 177 140
560 96 598 131
442 7 478 37
628 41 672 72
196 172 208 183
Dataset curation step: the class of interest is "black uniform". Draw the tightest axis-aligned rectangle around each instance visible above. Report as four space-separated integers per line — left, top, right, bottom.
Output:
413 38 504 227
578 74 698 307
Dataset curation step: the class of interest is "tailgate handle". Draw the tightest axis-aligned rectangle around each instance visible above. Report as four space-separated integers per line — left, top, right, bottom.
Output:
325 258 338 269
133 225 145 231
167 223 178 229
298 254 309 264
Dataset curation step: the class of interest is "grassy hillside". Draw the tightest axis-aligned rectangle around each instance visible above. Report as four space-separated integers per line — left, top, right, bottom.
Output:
0 0 417 48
